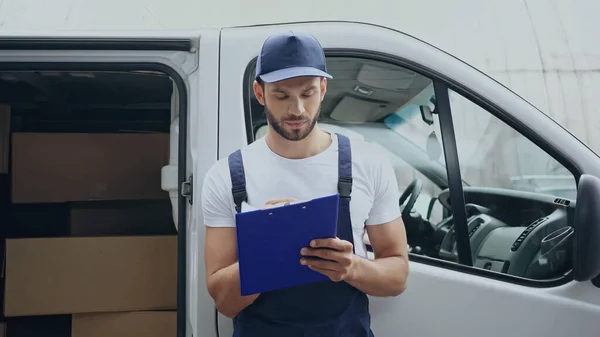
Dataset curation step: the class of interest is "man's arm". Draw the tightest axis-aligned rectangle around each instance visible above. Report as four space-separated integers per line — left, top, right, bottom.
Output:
202 165 259 318
348 145 409 296
346 217 409 296
205 227 259 318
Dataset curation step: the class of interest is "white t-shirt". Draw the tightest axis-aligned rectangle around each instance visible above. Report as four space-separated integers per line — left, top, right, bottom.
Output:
200 132 401 258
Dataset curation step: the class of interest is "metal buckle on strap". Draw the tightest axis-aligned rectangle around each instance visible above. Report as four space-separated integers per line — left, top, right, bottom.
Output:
338 176 353 198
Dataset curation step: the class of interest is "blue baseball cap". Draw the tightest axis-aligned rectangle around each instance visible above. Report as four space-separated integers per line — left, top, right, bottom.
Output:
255 31 333 83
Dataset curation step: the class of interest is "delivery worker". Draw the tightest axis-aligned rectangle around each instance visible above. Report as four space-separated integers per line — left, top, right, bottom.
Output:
202 31 409 336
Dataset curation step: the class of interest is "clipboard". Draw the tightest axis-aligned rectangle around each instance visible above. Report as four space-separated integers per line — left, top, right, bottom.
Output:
235 193 340 296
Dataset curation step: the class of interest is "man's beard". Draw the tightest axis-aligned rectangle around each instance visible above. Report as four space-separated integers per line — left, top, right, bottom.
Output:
265 104 320 141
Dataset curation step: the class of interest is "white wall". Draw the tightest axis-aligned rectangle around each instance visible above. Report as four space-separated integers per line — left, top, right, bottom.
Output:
1 0 598 152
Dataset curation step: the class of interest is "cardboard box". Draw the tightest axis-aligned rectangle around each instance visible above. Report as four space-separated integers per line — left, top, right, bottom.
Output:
69 200 176 237
72 311 176 337
4 235 177 317
0 105 9 174
11 132 170 203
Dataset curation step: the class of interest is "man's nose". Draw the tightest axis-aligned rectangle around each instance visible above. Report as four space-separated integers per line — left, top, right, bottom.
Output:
288 99 305 115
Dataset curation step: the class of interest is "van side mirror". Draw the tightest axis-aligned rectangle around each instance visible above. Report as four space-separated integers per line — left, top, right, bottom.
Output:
572 174 600 282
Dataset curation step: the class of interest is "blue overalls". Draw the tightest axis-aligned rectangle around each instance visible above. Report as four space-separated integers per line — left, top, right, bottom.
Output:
227 133 374 337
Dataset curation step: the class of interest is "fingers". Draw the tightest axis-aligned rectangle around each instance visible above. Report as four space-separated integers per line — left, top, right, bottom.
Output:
261 198 299 210
301 247 340 262
265 197 298 205
300 247 353 266
300 256 340 272
300 242 355 283
301 258 348 283
309 238 353 252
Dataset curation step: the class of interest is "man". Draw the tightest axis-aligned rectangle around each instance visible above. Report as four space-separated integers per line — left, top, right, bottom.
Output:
202 31 409 336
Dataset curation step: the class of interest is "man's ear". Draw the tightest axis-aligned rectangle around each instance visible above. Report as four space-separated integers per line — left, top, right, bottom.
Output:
253 80 265 105
320 77 327 102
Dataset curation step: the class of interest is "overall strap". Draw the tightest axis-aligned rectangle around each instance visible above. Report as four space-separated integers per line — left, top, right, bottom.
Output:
228 149 247 214
335 133 356 253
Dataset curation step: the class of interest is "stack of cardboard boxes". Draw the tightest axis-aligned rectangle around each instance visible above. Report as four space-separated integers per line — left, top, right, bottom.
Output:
0 105 178 337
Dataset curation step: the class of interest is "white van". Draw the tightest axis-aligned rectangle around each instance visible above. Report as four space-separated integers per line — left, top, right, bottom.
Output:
1 21 599 337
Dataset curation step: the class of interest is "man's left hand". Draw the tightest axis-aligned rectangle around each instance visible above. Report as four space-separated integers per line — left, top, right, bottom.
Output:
300 238 357 282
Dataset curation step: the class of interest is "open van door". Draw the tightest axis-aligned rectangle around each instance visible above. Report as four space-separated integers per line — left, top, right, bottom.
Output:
0 30 222 337
217 22 600 337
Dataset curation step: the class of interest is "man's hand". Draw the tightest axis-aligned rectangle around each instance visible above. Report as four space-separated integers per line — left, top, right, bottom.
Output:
300 238 357 282
301 217 409 297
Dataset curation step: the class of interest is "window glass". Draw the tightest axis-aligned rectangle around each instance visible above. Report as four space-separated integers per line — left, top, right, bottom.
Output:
447 89 576 280
448 91 577 200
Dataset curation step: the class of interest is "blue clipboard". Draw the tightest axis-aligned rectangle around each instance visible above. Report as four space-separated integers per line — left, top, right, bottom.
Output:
235 193 340 296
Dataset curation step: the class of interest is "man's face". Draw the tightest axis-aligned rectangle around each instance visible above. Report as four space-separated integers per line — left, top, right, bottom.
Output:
254 76 326 141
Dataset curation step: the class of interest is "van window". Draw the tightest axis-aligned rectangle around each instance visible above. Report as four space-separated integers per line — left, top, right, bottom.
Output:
445 89 576 279
244 55 575 283
448 90 577 199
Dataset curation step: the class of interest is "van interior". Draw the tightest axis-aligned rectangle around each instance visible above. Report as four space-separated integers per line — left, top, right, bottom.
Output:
0 69 179 337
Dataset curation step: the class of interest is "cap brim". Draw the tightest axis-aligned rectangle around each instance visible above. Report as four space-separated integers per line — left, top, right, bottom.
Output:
258 66 333 83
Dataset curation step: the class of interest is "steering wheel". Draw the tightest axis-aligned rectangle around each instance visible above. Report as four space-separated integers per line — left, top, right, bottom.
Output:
399 178 423 219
